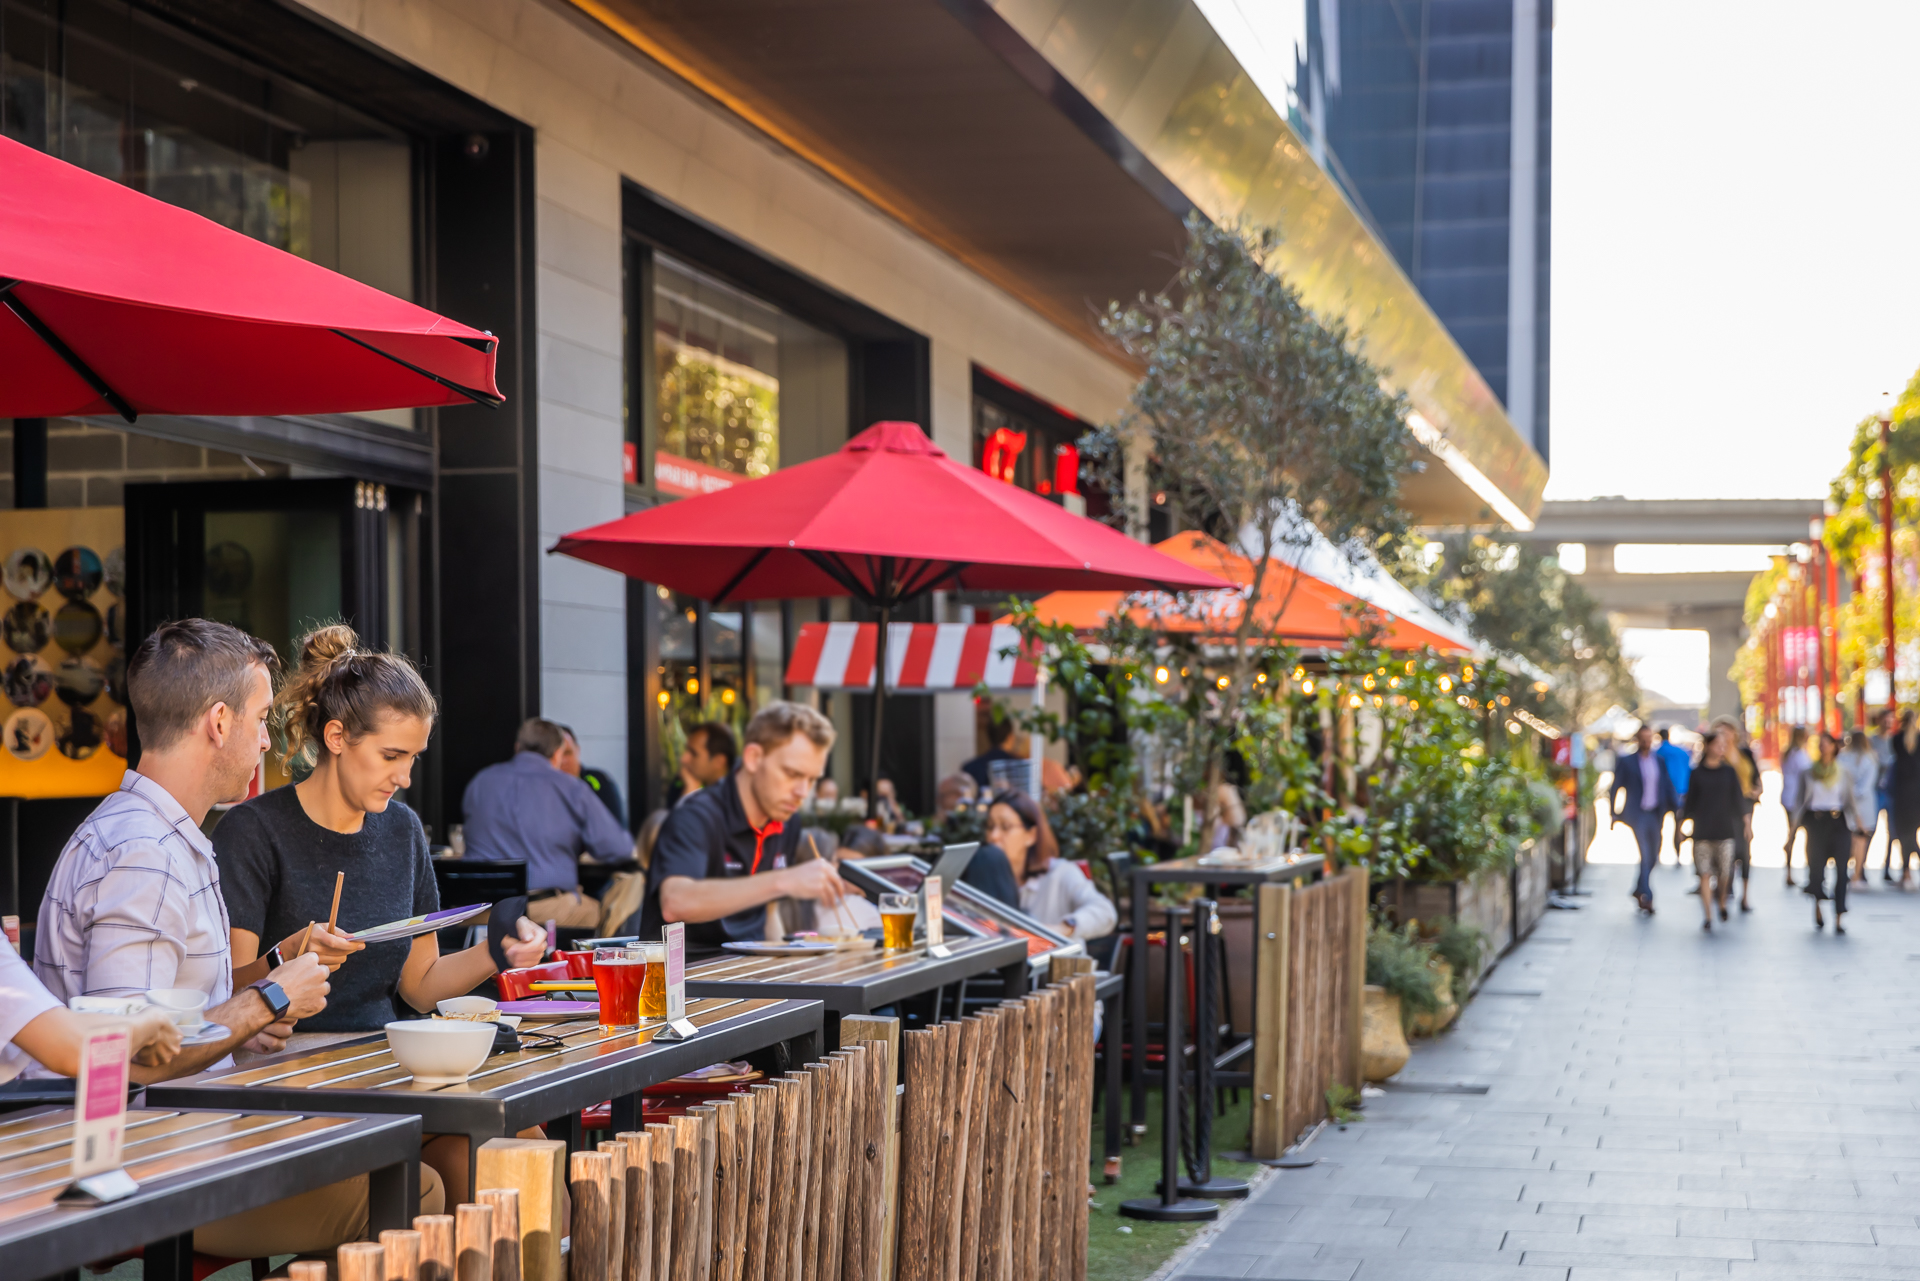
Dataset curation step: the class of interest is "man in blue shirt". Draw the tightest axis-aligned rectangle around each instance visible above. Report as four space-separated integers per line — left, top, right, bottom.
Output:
462 718 632 928
641 701 854 953
1656 727 1693 866
1614 724 1678 913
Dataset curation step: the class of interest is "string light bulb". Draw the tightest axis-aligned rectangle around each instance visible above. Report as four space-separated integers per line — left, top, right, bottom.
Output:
1154 666 1170 684
1302 678 1315 694
1348 693 1363 709
1216 675 1230 690
1438 675 1453 692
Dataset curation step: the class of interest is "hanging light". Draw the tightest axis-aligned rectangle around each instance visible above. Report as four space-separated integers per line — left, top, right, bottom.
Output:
721 688 737 705
686 676 700 694
1302 678 1315 694
1154 666 1170 683
656 690 670 708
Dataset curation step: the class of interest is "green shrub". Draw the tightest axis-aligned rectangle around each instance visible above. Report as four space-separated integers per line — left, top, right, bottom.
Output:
1365 921 1441 1031
1431 916 1487 1005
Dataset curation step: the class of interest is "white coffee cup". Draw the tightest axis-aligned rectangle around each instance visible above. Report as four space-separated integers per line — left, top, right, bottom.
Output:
145 988 209 1030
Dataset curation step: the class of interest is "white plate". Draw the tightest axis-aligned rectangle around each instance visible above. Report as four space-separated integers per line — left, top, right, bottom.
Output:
178 1022 231 1047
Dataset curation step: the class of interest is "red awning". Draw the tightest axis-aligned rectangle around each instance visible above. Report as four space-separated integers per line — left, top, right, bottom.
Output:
785 623 1039 691
0 135 500 421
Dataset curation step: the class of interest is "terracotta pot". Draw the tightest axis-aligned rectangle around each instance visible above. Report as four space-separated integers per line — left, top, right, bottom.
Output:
1361 985 1410 1082
1410 958 1458 1035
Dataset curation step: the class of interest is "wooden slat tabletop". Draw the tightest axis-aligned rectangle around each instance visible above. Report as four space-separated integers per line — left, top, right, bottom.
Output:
688 936 1006 984
184 996 781 1097
685 935 1028 1014
0 1109 352 1228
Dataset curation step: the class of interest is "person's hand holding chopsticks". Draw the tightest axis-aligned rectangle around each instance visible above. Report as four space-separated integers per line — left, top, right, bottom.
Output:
270 922 362 972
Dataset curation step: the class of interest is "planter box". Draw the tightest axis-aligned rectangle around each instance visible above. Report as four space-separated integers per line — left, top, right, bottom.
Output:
1511 838 1549 941
1374 865 1513 961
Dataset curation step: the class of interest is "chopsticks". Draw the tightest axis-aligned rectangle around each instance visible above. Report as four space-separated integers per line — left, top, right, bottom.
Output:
327 871 345 935
807 832 857 939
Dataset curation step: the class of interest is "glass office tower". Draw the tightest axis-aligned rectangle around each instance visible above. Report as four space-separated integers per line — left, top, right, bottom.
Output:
1296 0 1551 462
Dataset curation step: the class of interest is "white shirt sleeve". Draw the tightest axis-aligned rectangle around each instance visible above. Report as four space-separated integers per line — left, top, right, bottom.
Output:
0 938 62 1084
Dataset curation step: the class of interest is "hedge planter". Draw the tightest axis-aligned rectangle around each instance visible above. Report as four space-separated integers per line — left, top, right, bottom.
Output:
1361 985 1410 1082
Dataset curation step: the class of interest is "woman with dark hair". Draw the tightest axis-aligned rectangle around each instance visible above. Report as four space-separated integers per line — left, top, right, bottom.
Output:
981 791 1115 939
1804 731 1852 932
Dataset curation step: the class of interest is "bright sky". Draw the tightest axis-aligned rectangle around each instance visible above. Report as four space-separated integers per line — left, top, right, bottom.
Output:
1548 0 1920 501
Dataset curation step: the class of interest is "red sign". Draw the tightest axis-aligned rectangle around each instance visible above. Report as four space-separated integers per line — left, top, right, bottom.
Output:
653 451 741 498
981 426 1026 483
1551 736 1571 766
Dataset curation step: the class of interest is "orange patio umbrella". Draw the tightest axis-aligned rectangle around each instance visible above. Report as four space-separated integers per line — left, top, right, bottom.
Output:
1025 532 1472 653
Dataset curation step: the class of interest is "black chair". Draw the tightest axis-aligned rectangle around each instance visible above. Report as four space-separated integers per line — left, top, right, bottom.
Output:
433 858 527 953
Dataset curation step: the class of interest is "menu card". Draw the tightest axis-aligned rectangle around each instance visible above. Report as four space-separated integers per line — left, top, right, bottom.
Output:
653 922 700 1041
924 876 950 957
58 1026 137 1204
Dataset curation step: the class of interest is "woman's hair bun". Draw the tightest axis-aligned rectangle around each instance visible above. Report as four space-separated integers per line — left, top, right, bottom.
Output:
301 623 359 667
274 621 436 765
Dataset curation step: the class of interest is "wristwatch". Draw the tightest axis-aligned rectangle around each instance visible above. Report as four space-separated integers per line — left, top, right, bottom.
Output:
249 977 292 1020
265 942 286 969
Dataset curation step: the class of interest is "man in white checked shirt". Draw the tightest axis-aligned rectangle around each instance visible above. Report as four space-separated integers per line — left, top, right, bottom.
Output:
34 618 329 1071
31 618 441 1260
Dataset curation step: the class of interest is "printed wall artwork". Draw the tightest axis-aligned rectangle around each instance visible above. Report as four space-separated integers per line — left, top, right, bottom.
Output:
0 509 127 798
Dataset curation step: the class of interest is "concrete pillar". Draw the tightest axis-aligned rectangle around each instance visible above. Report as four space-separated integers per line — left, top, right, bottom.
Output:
1708 619 1744 722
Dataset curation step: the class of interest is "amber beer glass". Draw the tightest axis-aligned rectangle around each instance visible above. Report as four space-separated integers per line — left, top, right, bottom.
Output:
639 942 669 1020
879 893 916 951
592 947 644 1028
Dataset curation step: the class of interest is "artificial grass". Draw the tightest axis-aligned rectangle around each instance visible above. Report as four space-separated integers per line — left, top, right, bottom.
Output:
1086 1086 1265 1281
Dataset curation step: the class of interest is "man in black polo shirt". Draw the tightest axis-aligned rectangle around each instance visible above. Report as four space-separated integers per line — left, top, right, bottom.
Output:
640 701 854 951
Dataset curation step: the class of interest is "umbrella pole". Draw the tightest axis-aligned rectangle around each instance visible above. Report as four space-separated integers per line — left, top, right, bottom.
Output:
868 602 890 821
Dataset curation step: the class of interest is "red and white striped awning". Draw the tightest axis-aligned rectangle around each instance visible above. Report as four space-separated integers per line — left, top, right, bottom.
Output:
785 623 1040 692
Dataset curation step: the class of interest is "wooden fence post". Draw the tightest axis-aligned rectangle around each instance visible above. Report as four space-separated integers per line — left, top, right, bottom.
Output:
617 1131 653 1281
567 1154 610 1281
895 1027 941 1281
744 1084 778 1281
646 1122 677 1281
1345 865 1367 1091
841 1015 900 1281
1250 881 1292 1159
475 1188 520 1281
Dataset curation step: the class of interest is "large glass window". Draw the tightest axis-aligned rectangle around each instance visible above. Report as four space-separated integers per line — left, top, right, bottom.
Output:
2 0 415 426
645 253 847 495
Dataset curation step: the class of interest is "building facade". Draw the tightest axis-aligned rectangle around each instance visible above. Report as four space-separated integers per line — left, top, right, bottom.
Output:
0 0 1547 876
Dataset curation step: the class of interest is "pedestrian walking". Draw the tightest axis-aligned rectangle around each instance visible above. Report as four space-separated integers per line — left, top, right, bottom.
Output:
1612 724 1677 915
1844 729 1880 886
1710 717 1761 911
1657 727 1693 867
1682 728 1748 930
1873 709 1898 880
1889 710 1920 889
1780 726 1813 886
1804 731 1851 932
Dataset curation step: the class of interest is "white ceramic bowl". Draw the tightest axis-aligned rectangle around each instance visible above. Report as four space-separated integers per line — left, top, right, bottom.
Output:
144 988 209 1029
384 1019 496 1086
435 996 498 1017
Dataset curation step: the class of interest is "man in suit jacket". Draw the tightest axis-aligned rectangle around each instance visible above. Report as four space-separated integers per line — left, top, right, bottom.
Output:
1613 724 1678 913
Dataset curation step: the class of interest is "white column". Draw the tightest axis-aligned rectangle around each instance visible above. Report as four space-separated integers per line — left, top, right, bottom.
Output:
1506 0 1539 451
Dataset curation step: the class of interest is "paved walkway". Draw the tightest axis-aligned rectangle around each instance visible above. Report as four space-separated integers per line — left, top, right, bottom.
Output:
1175 847 1920 1280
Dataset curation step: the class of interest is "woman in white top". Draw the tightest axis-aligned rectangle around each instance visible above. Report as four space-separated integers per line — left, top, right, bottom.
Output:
981 791 1116 940
1804 732 1851 932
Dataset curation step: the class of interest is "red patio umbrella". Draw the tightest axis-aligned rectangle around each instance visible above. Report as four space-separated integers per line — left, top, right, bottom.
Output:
553 420 1230 800
0 135 500 421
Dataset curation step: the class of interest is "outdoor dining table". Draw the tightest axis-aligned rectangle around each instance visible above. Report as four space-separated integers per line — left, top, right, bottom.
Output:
0 1103 419 1281
147 996 822 1187
685 935 1030 1048
1127 853 1326 1140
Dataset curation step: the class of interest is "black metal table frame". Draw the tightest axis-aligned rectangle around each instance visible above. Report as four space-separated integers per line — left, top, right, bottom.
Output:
1127 857 1325 1138
150 999 823 1186
8 1107 420 1281
687 937 1029 1050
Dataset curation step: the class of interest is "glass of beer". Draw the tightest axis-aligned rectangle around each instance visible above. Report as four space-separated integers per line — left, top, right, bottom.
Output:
592 946 644 1028
638 942 669 1020
879 894 916 951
